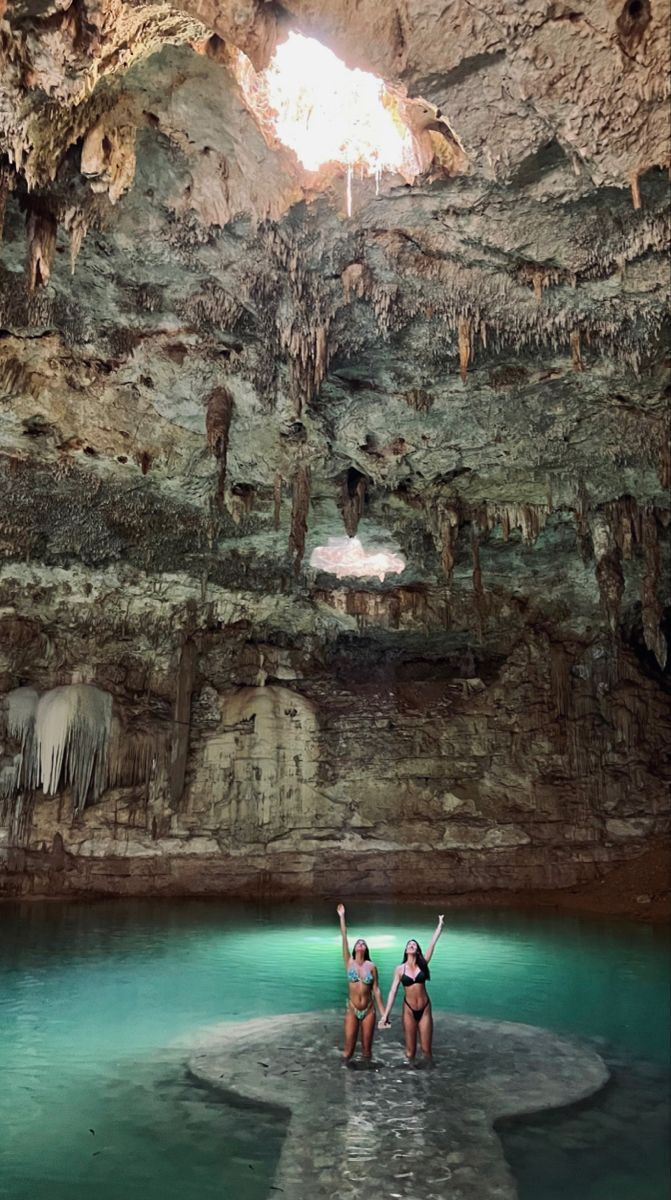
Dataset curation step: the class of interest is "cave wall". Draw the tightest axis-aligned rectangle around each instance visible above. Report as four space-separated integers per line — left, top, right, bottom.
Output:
0 0 669 905
1 620 668 900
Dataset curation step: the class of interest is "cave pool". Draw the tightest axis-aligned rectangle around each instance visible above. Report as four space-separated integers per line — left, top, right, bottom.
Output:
0 900 668 1200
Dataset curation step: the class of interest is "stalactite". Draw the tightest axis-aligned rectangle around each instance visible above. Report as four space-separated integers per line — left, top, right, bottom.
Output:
458 315 471 382
205 386 234 499
606 496 641 559
169 640 196 804
34 684 112 813
630 169 642 211
289 464 311 575
273 472 283 531
107 718 157 794
404 388 433 413
471 528 484 616
26 208 57 290
437 503 460 581
282 320 330 415
63 206 90 274
641 510 667 668
590 513 623 632
340 468 366 537
1 687 39 795
484 503 548 544
569 330 584 372
658 419 671 491
0 165 13 242
80 113 137 205
549 643 571 719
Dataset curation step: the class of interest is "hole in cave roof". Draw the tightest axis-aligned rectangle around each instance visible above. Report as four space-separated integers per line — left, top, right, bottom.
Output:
310 535 406 582
234 32 421 200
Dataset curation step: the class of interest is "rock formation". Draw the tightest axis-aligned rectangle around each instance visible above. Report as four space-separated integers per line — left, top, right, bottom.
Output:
0 0 668 905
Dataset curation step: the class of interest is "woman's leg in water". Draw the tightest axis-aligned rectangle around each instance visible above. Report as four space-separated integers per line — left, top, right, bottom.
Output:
342 1006 359 1061
360 1007 376 1059
402 1002 418 1061
418 1003 433 1059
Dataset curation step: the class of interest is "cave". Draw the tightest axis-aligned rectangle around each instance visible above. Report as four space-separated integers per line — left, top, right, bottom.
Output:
0 3 669 1198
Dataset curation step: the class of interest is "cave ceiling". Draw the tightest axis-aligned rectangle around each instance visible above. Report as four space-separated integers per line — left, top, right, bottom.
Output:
0 0 669 669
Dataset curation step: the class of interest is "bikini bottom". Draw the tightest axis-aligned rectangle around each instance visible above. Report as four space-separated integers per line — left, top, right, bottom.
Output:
404 998 431 1024
349 1000 374 1021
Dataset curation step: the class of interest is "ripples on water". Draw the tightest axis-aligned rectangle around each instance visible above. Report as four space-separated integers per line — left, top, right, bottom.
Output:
0 900 668 1199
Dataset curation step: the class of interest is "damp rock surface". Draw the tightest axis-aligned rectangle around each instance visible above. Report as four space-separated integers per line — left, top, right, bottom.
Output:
188 1010 609 1199
0 0 669 907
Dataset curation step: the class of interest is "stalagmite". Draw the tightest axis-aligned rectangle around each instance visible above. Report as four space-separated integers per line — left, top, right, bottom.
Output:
289 464 311 574
26 209 57 290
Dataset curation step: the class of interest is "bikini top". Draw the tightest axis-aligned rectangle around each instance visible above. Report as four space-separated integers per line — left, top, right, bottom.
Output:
400 968 427 987
347 964 374 985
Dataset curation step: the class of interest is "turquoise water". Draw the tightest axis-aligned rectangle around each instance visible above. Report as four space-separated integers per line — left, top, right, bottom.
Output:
0 900 668 1199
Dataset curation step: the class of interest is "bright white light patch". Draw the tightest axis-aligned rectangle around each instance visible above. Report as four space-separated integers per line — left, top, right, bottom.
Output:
237 33 416 183
310 536 405 582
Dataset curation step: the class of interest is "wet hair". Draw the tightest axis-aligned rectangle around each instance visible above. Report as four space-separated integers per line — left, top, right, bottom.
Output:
403 939 430 980
352 939 371 961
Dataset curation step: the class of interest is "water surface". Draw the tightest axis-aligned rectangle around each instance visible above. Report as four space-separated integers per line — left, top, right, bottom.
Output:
0 900 668 1199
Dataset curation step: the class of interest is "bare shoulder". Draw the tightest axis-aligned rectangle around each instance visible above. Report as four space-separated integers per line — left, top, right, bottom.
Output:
395 963 404 976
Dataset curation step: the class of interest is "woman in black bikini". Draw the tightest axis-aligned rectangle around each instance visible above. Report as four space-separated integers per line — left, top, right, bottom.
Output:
337 903 385 1062
379 915 444 1061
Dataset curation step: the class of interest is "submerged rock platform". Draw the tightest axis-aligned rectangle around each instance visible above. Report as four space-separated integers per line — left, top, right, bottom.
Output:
188 1011 608 1200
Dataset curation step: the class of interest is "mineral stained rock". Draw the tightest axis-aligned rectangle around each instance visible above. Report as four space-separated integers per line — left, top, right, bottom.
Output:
0 0 669 903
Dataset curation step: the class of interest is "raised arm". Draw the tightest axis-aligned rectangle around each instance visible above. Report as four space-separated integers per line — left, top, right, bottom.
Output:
379 966 403 1028
336 903 350 967
425 914 445 963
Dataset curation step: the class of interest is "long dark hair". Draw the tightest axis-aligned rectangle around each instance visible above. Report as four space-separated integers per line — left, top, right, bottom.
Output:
403 939 430 980
351 939 371 961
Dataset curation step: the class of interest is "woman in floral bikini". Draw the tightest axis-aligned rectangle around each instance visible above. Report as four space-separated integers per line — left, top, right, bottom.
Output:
337 903 385 1062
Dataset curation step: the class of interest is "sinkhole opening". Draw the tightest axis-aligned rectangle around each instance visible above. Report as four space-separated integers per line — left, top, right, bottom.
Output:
235 32 420 203
310 535 406 582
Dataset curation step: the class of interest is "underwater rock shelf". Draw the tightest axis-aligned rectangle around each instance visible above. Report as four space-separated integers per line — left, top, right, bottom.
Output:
188 1011 609 1199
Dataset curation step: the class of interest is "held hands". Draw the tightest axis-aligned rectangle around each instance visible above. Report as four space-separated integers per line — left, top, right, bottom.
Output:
337 903 345 918
438 914 444 926
378 1017 391 1030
